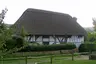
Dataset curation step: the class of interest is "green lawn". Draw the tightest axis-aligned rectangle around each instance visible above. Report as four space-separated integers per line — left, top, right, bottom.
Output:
42 60 96 64
1 60 96 64
0 52 95 64
0 55 95 64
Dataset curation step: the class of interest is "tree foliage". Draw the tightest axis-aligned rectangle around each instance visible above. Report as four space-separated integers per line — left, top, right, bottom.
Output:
0 8 8 51
0 8 28 56
86 18 96 43
93 18 96 31
87 32 96 43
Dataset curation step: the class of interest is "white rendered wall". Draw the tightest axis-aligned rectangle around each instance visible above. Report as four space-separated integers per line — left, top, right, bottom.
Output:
27 35 84 47
67 36 84 47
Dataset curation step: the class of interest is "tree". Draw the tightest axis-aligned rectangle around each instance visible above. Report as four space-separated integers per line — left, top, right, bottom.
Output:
0 8 28 57
0 8 8 53
92 18 96 31
20 26 28 38
85 18 96 43
87 32 96 43
0 8 8 24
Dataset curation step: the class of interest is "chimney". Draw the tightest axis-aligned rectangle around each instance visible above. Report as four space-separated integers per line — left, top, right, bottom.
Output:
72 17 77 22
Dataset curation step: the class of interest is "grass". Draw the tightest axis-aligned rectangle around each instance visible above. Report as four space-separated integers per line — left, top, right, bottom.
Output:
3 52 79 58
1 59 96 64
0 52 94 64
0 54 92 64
44 60 96 64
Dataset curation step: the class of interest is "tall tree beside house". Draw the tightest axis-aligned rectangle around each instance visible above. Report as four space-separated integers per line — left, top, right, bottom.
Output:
93 18 96 31
20 26 28 38
14 26 28 48
0 8 27 57
86 18 96 43
0 8 8 52
87 32 96 43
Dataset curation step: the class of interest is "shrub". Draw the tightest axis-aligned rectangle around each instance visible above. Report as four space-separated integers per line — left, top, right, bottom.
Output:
78 44 96 52
4 37 24 51
15 37 24 48
89 54 96 60
4 39 17 50
20 44 76 52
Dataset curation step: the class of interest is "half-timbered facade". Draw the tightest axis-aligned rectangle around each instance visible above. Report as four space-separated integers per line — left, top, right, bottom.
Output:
15 8 87 47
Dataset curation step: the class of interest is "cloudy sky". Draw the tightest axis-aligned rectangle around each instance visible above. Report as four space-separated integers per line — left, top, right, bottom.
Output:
0 0 96 27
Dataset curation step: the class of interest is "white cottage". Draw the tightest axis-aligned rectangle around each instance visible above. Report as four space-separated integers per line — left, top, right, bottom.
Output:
15 8 87 47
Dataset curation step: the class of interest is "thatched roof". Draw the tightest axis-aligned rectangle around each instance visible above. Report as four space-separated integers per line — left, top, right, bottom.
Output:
15 8 87 36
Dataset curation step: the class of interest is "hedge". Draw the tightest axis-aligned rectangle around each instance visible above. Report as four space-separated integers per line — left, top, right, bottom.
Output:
4 39 17 50
78 44 96 52
4 37 24 51
20 44 76 52
89 54 96 60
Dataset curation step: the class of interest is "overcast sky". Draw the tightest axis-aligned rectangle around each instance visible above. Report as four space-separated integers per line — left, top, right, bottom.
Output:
0 0 96 27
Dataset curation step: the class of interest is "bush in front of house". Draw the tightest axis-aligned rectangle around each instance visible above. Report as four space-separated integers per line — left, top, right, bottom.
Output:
89 54 96 60
4 39 17 50
78 43 96 52
4 37 24 51
20 43 76 52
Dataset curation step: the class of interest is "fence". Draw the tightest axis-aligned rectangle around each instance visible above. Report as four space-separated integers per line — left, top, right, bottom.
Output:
0 54 76 64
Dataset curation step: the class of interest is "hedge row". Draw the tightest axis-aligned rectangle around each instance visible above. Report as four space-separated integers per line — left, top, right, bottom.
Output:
20 44 76 52
89 54 96 60
78 44 96 52
4 37 24 51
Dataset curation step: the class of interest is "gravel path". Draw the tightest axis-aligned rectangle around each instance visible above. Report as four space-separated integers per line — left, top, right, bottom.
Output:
74 55 89 60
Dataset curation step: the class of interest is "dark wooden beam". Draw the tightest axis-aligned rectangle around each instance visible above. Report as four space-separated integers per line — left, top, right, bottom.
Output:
52 35 56 44
56 36 65 44
35 35 40 42
28 35 32 42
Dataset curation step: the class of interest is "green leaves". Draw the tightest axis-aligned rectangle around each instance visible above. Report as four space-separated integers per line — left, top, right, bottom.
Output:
0 8 28 56
21 44 76 52
87 32 96 43
93 18 96 31
20 26 27 38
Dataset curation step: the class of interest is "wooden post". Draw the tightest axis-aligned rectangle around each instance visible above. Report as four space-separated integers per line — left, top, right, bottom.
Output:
71 50 74 61
1 56 3 64
25 56 27 64
0 56 1 64
72 53 74 61
50 56 53 64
